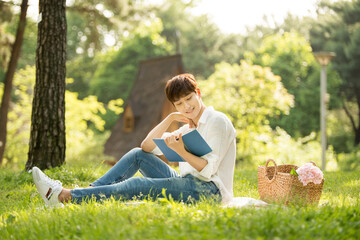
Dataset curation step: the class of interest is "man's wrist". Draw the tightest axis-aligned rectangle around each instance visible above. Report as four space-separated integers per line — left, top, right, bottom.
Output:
176 147 188 157
167 113 175 122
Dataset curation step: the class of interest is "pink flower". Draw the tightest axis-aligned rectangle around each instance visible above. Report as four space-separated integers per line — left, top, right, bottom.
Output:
296 163 324 186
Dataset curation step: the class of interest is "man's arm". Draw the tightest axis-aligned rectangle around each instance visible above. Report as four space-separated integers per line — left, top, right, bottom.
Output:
164 134 208 172
140 113 189 153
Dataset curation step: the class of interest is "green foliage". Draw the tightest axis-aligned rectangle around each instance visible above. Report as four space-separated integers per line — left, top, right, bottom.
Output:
200 60 294 163
0 66 119 169
65 91 107 163
3 15 37 71
0 1 13 23
66 55 98 99
0 66 33 169
66 11 89 60
337 145 360 172
0 165 359 239
252 127 338 171
254 32 314 92
327 107 356 153
155 0 243 78
66 0 152 59
248 31 342 137
65 0 161 99
89 18 171 104
0 23 14 71
310 0 360 146
199 60 342 169
0 1 14 72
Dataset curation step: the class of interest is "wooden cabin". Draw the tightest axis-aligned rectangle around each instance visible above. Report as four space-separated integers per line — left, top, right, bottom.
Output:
104 55 185 162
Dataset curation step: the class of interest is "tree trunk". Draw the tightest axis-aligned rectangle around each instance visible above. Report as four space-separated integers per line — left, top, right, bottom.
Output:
25 0 67 170
355 101 360 147
353 83 360 147
355 128 360 147
0 0 28 166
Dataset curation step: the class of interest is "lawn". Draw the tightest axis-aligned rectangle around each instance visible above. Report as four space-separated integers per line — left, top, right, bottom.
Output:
0 162 359 240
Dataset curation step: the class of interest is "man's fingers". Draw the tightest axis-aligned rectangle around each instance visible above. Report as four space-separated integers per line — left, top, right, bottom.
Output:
177 133 183 143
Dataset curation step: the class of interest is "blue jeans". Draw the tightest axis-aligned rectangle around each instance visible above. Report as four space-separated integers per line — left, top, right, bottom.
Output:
70 148 221 203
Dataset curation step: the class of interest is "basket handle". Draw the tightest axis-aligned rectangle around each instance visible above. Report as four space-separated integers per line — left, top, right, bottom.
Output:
265 159 278 181
309 161 317 166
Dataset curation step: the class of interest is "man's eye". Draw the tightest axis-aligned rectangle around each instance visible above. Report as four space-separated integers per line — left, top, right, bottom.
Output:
187 96 192 100
176 102 182 106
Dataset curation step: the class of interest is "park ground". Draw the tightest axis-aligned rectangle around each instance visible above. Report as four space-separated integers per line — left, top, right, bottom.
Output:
1 162 359 239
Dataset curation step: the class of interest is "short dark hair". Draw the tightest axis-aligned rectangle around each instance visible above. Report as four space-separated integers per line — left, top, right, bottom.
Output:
165 73 198 103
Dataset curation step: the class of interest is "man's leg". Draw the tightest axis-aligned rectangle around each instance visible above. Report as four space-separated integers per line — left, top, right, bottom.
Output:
90 147 179 187
71 175 221 203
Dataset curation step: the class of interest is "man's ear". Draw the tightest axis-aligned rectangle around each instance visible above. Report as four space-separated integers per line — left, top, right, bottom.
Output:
196 88 201 98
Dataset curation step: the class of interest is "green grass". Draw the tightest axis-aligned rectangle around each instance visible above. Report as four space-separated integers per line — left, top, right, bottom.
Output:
1 163 360 240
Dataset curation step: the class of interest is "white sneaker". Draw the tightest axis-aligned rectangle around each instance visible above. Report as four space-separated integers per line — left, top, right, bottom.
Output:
32 167 63 207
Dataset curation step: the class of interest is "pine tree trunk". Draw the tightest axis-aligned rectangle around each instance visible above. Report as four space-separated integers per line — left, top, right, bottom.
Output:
25 0 67 170
0 0 28 166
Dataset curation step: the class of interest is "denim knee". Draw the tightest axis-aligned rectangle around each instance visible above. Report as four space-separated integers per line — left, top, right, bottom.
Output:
130 147 153 160
128 147 143 154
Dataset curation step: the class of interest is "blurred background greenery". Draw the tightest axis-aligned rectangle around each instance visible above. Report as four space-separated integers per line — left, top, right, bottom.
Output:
0 0 359 171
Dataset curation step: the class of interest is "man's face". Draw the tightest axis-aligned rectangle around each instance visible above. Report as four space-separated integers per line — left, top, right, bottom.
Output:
173 91 202 120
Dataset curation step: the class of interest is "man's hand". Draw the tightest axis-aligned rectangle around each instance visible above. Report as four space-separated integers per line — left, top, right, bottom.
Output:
170 112 196 128
164 133 186 155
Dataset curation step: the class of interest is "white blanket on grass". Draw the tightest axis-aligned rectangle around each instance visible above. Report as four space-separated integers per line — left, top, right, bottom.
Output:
223 197 268 208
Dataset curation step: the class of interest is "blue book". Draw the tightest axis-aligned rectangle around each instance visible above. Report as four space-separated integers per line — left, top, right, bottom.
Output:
153 129 212 162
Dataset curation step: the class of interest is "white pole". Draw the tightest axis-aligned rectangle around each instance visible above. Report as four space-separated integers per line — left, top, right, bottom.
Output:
320 65 327 171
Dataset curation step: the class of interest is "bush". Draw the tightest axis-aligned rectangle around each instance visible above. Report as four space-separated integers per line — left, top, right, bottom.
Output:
250 127 338 171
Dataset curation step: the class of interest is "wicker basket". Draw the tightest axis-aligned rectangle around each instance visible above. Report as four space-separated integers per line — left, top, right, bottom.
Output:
257 159 324 205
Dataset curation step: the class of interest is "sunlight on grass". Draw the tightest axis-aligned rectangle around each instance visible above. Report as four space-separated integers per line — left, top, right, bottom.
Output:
1 166 360 239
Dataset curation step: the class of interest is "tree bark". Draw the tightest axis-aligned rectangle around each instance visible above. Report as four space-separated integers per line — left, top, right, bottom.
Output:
25 0 67 170
355 87 360 146
0 0 28 166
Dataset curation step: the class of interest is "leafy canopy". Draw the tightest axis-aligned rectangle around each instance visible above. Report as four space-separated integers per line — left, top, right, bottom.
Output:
88 18 171 104
310 0 360 146
200 60 294 162
248 31 342 137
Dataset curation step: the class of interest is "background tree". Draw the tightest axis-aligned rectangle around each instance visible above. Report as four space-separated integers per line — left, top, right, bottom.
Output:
200 60 294 162
0 0 28 166
25 0 67 170
89 19 171 104
154 0 243 79
249 31 342 137
8 17 37 70
0 65 117 169
88 19 171 130
0 1 15 78
65 0 153 98
1 4 37 73
66 0 149 59
310 0 360 147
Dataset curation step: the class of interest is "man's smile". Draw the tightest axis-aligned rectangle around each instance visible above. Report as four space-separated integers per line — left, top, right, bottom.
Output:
186 107 195 114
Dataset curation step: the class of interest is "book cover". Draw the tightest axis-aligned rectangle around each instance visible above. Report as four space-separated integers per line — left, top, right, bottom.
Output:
153 129 212 162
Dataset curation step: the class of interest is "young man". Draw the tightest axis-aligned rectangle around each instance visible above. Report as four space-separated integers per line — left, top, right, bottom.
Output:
32 73 237 206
